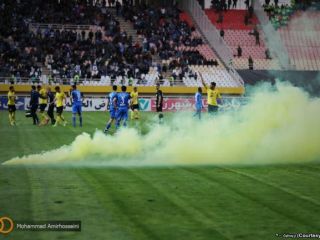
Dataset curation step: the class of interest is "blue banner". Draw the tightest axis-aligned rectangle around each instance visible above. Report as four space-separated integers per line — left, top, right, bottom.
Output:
0 97 25 110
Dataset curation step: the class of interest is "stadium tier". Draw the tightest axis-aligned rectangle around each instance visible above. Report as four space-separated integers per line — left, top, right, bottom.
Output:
2 0 320 94
204 9 260 30
278 11 320 70
0 0 244 93
204 8 282 70
263 0 320 70
202 0 320 71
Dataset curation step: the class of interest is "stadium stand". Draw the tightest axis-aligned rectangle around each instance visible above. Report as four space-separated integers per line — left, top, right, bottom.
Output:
204 5 282 70
262 0 320 70
0 0 243 92
203 0 320 71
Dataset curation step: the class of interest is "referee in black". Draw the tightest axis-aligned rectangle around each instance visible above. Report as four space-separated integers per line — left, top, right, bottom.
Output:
47 87 56 125
30 85 40 125
156 83 164 123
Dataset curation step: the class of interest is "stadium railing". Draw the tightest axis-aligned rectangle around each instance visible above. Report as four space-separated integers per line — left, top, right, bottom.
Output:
0 76 185 86
29 23 92 31
180 0 244 86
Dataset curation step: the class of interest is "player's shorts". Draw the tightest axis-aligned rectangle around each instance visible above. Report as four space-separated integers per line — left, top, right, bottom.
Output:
56 106 64 114
208 105 218 113
8 105 16 112
109 109 117 119
47 104 54 113
39 104 47 112
131 104 139 111
30 104 38 112
156 106 163 112
116 108 128 121
72 104 82 114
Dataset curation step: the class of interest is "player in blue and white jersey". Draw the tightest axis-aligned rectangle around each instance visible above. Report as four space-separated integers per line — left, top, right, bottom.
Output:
104 85 118 133
193 87 203 120
71 85 83 127
115 86 131 129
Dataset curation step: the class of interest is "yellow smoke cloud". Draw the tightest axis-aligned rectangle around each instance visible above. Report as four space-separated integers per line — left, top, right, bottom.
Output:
3 82 320 167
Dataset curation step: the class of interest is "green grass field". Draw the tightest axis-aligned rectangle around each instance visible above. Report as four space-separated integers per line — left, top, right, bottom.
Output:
1 111 320 240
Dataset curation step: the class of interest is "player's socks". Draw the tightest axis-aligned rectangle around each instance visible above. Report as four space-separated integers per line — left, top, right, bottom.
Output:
115 120 120 129
35 114 39 125
133 111 138 119
158 113 164 124
130 111 134 120
41 113 49 125
72 115 76 127
9 113 12 125
60 116 67 126
55 116 62 126
104 121 112 133
79 116 83 127
40 112 44 122
105 122 111 130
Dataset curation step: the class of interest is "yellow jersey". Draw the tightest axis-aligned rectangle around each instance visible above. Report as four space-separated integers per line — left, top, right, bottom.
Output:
55 92 65 107
39 88 48 104
130 91 139 105
7 91 15 106
207 89 221 106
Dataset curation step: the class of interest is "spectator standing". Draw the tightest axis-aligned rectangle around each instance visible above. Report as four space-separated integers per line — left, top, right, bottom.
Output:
249 5 254 18
116 0 121 16
244 13 249 25
245 0 250 9
233 0 238 8
265 49 272 59
237 45 242 57
248 56 254 70
255 30 260 46
220 29 225 39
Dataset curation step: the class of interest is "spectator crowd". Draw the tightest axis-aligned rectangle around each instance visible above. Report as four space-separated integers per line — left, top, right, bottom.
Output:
0 0 220 85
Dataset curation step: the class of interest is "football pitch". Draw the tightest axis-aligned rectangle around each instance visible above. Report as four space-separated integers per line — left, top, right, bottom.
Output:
1 111 320 240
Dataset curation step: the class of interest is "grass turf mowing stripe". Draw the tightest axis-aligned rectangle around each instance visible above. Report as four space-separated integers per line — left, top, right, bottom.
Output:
185 167 320 232
220 167 320 207
76 168 160 240
128 168 230 240
81 168 230 240
23 167 124 240
221 164 320 205
172 167 305 239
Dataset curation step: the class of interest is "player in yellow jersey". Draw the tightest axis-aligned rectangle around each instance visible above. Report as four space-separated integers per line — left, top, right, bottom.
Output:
130 87 139 120
38 85 50 126
200 73 222 114
7 86 16 126
53 86 67 127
